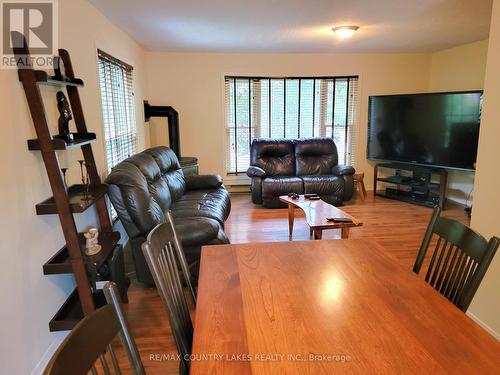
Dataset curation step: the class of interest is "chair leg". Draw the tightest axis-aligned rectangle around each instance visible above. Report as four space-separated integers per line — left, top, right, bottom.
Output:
313 230 323 240
354 173 366 201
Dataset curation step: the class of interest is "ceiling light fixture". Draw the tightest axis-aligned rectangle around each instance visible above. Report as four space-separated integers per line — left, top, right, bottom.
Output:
332 25 359 39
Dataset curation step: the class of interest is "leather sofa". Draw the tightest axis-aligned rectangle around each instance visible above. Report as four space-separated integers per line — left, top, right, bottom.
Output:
105 146 231 285
247 138 355 208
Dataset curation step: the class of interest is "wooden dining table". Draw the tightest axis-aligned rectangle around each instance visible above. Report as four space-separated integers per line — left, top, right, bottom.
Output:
191 240 500 374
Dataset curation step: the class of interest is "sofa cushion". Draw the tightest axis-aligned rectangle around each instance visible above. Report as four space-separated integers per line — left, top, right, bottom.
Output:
302 175 344 196
144 147 186 201
295 138 339 176
250 138 296 176
171 188 231 224
174 217 222 247
262 176 303 199
106 157 168 235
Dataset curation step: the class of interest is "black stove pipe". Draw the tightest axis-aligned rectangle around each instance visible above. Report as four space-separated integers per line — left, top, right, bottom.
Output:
144 100 181 158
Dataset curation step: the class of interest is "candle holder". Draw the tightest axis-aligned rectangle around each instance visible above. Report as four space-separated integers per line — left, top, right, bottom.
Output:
61 168 68 190
78 160 85 185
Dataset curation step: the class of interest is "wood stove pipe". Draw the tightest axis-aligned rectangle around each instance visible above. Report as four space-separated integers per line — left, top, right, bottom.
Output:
144 100 181 158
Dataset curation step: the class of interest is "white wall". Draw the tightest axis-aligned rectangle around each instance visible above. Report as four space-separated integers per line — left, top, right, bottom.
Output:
145 52 431 187
145 46 488 202
469 0 500 338
428 40 489 204
0 1 147 374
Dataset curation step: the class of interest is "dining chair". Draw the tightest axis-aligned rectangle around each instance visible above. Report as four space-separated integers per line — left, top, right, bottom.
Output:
413 206 499 312
142 219 194 375
43 282 145 375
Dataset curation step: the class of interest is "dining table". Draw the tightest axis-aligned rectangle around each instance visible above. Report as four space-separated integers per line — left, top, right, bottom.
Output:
191 239 500 374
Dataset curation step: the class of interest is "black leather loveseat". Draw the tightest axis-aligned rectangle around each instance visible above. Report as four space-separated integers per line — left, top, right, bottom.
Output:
105 146 231 285
247 138 355 208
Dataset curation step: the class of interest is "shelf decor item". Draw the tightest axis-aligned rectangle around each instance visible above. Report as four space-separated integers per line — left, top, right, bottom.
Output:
55 91 74 143
84 228 102 256
78 159 85 184
61 168 68 190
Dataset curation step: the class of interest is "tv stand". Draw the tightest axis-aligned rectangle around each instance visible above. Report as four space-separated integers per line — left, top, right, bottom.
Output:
373 163 448 209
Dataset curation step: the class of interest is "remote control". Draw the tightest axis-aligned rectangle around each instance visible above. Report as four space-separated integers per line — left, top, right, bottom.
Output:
308 196 321 200
304 193 318 198
327 217 353 223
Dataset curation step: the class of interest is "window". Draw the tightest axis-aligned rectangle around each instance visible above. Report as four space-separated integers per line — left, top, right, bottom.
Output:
97 49 137 174
225 76 359 174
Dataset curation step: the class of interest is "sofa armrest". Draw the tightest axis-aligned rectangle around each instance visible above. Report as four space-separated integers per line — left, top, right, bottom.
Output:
247 166 267 178
332 165 355 176
185 174 223 190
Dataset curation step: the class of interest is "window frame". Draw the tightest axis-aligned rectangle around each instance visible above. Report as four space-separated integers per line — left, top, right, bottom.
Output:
224 75 360 176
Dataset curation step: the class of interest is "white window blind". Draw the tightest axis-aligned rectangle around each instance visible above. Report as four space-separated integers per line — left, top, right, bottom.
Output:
98 50 137 174
225 76 359 174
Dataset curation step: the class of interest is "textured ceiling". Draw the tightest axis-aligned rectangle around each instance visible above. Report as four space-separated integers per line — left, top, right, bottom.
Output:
89 0 492 53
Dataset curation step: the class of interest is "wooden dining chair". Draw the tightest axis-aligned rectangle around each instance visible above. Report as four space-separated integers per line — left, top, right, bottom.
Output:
43 282 145 375
142 219 194 375
413 206 499 312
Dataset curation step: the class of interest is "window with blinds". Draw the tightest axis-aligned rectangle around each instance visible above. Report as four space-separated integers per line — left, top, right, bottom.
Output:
225 76 359 175
97 50 137 174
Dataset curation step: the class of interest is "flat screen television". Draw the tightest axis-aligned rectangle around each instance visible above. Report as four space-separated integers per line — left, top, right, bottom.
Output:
367 91 482 171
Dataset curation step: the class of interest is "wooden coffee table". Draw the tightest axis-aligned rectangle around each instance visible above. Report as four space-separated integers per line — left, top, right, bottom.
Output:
279 195 362 239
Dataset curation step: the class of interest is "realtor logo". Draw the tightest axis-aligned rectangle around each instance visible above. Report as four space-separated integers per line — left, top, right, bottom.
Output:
1 0 58 69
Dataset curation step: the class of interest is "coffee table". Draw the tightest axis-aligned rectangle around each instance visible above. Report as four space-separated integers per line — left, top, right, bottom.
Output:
279 195 362 239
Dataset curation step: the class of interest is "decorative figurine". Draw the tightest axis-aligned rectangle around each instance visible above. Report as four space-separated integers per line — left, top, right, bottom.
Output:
84 227 102 255
55 91 73 142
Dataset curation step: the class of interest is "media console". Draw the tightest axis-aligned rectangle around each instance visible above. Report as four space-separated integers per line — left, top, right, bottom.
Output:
373 163 448 209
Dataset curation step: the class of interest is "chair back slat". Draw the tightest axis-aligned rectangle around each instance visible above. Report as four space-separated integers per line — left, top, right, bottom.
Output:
443 249 464 299
146 211 197 305
166 211 197 305
424 237 441 282
43 283 145 375
449 252 470 303
438 245 459 294
435 243 455 291
142 230 194 373
413 206 499 312
430 239 448 286
99 354 112 375
107 344 121 375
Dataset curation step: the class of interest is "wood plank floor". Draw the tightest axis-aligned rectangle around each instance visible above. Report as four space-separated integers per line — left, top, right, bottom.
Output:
118 193 469 374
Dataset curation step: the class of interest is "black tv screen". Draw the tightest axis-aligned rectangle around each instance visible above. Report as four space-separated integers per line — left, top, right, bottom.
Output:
367 91 482 170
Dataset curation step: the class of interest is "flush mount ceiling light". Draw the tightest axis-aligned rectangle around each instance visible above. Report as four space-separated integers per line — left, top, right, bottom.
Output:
332 25 359 39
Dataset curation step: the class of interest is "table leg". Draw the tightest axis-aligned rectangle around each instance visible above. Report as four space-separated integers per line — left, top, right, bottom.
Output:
313 229 323 240
287 204 295 237
341 227 350 239
309 228 313 239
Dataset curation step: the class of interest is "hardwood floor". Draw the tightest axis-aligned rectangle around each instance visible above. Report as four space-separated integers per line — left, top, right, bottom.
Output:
118 193 469 374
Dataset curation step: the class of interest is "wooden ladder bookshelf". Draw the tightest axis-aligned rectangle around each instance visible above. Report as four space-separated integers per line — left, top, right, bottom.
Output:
13 32 122 331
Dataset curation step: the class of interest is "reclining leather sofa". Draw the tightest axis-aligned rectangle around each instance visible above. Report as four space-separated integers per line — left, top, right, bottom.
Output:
105 146 231 285
247 138 355 208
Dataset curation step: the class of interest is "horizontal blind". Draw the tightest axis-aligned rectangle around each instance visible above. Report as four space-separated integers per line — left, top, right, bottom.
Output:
98 50 137 219
98 50 137 173
225 76 359 174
